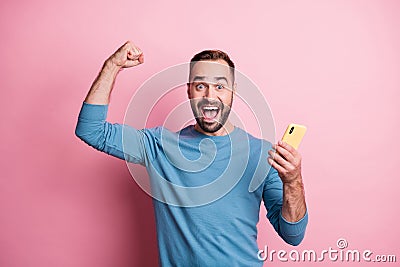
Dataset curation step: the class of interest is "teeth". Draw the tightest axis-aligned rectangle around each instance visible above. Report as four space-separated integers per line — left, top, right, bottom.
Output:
202 106 218 110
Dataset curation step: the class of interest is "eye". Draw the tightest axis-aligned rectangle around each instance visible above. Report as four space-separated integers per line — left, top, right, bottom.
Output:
216 84 225 90
195 83 205 90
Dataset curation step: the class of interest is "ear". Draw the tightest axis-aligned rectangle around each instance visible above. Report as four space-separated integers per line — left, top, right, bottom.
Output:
187 83 191 98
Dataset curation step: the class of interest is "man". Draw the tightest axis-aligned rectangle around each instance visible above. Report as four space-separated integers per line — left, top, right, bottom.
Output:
75 41 308 266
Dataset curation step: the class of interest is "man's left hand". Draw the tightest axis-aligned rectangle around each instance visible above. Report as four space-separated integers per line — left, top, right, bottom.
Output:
268 140 302 184
268 140 307 222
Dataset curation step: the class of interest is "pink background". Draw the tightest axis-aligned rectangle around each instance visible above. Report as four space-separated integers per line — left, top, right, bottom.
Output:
1 0 399 266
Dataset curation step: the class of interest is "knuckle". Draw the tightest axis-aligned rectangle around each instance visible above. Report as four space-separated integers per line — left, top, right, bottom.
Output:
289 158 296 165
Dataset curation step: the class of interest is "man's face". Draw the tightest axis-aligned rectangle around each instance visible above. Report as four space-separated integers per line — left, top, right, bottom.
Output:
187 59 235 133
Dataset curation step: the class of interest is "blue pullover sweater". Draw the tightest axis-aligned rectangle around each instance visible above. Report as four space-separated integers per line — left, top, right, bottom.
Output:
75 102 308 266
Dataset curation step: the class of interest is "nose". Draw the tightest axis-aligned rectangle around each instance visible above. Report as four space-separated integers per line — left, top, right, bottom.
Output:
204 86 216 99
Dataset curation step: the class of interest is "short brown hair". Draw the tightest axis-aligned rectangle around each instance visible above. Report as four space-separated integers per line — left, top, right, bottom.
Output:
189 50 235 81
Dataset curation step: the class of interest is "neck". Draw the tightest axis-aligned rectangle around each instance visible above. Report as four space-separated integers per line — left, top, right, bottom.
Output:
194 121 235 136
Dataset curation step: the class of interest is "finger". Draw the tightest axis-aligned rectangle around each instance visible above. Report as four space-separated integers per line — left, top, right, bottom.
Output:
119 41 133 57
124 59 142 68
279 141 298 156
138 53 144 64
127 52 140 62
128 43 142 58
122 41 138 54
268 149 292 169
126 48 134 60
133 46 142 55
275 143 295 163
127 47 143 60
267 157 286 174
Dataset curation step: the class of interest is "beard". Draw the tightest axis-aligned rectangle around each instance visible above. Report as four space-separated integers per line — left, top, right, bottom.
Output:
190 96 233 133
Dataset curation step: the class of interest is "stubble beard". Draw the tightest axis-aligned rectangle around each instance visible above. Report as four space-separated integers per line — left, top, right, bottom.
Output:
190 96 233 133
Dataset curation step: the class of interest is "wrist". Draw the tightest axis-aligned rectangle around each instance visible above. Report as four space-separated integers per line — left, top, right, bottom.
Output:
103 59 122 76
282 176 307 222
283 175 304 189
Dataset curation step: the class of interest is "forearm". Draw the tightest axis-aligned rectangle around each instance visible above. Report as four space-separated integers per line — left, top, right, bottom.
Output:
84 60 121 105
263 167 308 246
281 176 307 222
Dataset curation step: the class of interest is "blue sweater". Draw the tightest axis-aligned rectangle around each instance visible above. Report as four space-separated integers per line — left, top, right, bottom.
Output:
75 102 308 266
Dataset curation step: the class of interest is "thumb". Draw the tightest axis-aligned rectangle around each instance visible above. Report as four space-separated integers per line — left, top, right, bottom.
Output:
123 56 144 68
138 53 144 64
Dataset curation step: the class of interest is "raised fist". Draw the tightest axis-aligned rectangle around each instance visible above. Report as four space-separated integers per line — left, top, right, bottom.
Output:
107 41 144 69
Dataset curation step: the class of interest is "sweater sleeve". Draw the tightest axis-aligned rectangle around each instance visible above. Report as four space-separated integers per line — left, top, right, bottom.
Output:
75 102 150 165
262 166 308 246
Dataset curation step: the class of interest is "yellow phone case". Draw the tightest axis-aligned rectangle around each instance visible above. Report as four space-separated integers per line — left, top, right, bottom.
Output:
281 123 307 149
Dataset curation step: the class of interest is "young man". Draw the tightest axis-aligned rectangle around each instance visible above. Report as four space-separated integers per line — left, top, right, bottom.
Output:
75 41 308 266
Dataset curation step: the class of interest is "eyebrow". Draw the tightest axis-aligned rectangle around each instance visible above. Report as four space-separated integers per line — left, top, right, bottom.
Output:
192 76 229 84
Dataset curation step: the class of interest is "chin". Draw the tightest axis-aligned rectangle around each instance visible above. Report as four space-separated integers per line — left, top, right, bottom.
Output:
197 119 224 133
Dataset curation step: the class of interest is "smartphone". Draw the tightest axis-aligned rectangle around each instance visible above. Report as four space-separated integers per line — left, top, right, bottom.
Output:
281 123 307 149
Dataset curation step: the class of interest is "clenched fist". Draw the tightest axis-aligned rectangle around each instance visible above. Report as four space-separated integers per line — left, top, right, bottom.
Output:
84 41 144 104
106 41 144 69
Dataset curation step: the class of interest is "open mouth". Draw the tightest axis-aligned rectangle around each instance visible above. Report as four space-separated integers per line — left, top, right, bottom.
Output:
201 105 220 122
